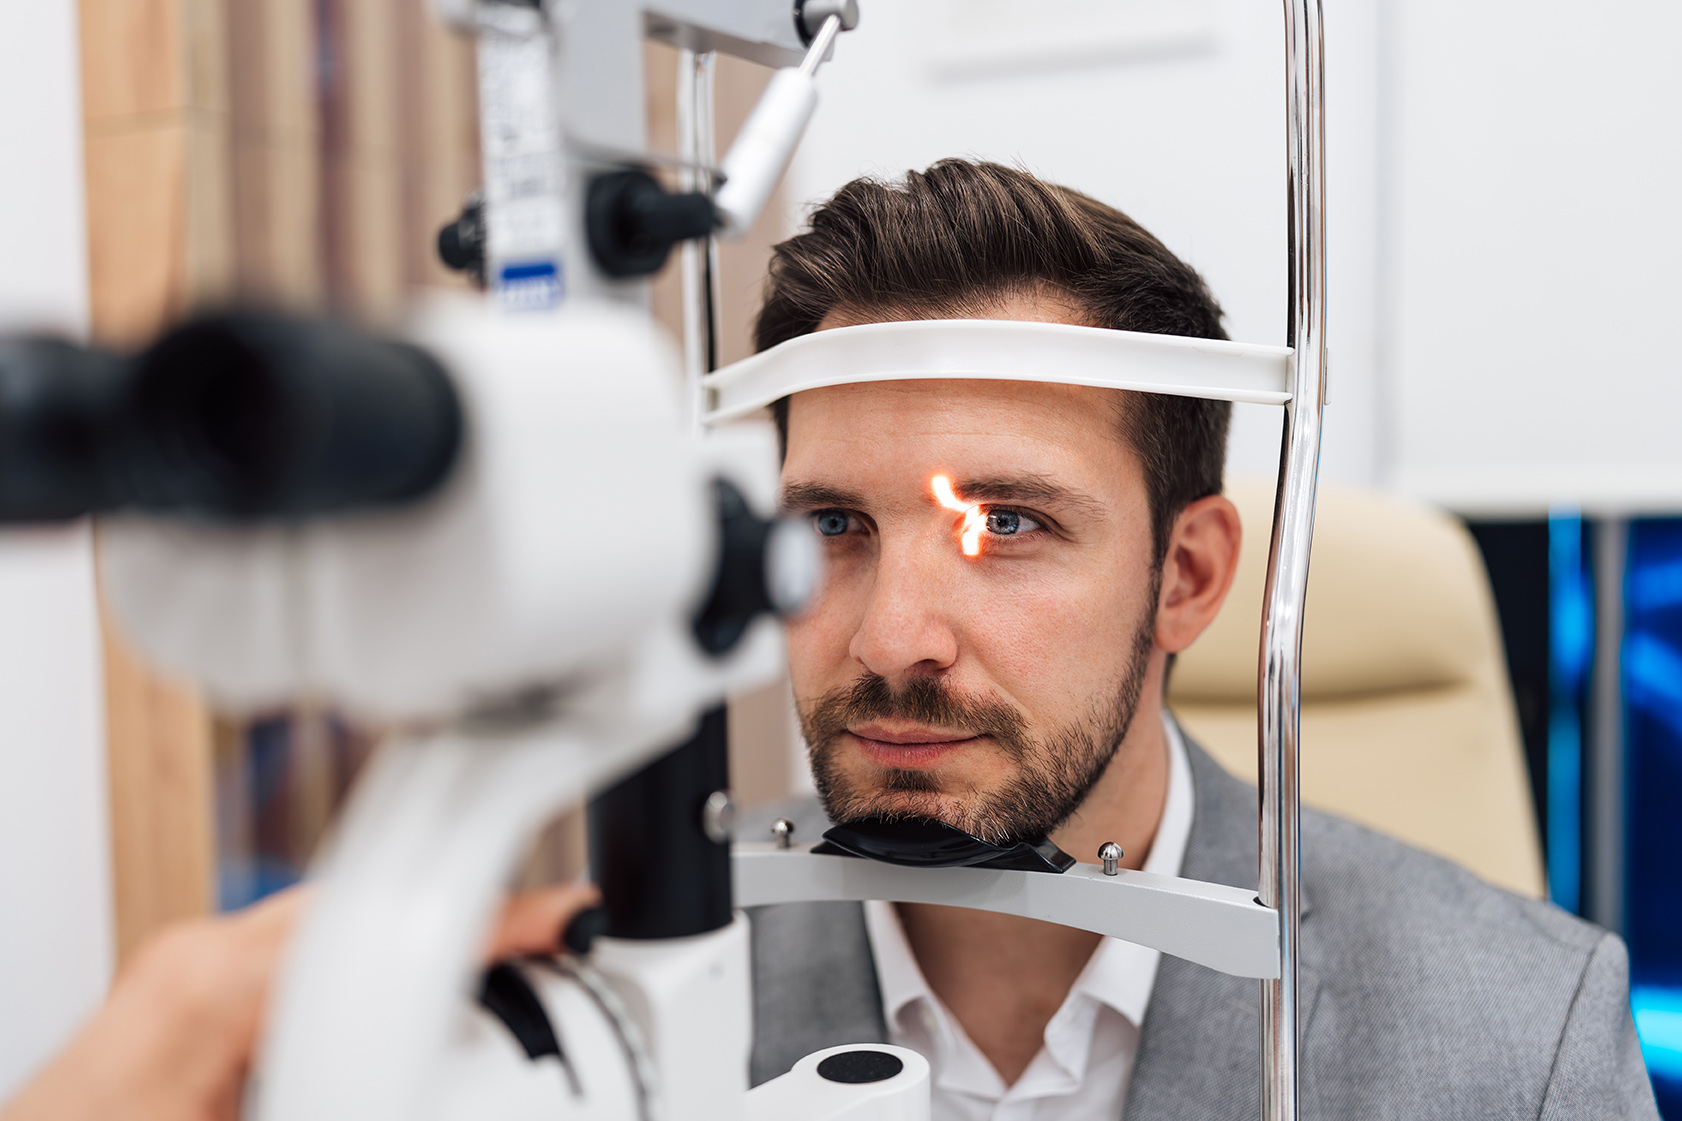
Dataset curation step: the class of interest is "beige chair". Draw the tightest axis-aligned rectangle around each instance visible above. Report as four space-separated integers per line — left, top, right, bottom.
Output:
1167 478 1546 898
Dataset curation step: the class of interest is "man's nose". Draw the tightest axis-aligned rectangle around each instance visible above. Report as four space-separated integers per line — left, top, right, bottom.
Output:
847 537 960 679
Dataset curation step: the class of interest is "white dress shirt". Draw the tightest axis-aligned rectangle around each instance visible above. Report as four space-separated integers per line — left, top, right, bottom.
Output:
863 714 1195 1121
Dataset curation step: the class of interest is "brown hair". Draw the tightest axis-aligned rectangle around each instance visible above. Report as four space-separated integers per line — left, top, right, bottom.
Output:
756 159 1231 562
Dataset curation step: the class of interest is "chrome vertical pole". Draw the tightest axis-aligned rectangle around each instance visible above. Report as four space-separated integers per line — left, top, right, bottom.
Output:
678 48 723 427
1589 515 1627 932
1260 0 1326 1119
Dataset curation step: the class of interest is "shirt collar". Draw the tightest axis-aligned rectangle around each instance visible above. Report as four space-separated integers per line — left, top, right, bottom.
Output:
864 711 1196 1030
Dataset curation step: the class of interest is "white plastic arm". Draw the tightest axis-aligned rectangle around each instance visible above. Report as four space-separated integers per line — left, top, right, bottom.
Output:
733 843 1279 979
711 15 842 237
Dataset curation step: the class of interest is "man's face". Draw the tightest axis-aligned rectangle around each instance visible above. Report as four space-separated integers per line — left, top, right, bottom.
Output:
781 371 1164 844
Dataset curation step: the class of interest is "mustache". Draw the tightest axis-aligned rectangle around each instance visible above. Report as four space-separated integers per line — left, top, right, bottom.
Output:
802 673 1029 762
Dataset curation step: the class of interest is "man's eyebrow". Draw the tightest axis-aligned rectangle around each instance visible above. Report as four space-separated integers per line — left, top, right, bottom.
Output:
953 475 1107 519
780 481 868 512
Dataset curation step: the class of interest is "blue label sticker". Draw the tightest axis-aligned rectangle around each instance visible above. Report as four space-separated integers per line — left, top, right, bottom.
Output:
498 260 563 311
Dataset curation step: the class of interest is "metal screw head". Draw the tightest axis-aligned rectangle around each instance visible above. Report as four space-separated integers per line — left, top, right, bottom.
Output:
1098 841 1123 876
701 790 736 844
770 817 796 849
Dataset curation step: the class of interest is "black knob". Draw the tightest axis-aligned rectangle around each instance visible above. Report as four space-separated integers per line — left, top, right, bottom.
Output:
585 169 717 279
437 192 486 287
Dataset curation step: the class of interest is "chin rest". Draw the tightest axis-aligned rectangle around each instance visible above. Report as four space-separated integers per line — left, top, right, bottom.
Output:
814 817 1076 874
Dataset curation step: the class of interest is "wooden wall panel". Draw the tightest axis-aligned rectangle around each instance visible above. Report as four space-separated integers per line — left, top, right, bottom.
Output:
80 0 190 119
227 0 322 306
82 0 232 345
83 125 191 345
81 0 230 958
100 628 216 961
397 1 481 290
320 0 405 319
313 0 480 319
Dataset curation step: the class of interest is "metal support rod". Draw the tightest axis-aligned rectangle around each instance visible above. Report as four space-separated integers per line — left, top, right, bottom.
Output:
1589 515 1627 932
678 48 722 427
1259 0 1326 1118
798 15 843 77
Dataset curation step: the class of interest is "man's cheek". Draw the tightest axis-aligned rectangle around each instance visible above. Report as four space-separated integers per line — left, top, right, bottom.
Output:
961 586 1130 681
948 601 1058 690
782 617 822 693
784 596 856 680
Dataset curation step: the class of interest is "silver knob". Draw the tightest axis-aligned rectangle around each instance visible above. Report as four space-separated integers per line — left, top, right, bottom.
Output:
702 790 737 844
771 817 796 849
1098 841 1122 876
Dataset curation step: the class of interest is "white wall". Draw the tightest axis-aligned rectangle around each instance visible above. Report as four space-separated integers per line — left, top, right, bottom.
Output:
1383 0 1682 516
785 0 1682 518
0 0 115 1101
783 0 1385 489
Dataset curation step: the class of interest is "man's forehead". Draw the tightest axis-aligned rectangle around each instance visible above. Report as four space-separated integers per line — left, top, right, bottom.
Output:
779 379 1139 511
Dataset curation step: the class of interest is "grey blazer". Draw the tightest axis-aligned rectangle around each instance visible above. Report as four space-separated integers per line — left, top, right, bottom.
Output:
745 737 1660 1118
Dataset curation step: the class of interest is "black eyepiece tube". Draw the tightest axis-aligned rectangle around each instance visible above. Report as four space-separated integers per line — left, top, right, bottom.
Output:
0 314 464 523
126 312 463 518
0 337 129 521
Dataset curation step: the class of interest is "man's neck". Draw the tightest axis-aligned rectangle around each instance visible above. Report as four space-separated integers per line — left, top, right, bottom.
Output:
894 669 1173 1086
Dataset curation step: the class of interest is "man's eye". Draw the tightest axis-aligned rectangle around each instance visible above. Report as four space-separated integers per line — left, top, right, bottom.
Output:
984 509 1041 536
814 510 855 537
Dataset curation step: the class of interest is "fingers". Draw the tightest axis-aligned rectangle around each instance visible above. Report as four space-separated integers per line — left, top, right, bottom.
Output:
484 882 602 961
0 887 317 1121
0 881 607 1121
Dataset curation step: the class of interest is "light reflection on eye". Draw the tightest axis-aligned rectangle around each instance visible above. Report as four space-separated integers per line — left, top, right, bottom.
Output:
931 475 986 556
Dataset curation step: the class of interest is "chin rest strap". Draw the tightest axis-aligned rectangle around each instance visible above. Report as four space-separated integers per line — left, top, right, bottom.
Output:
813 816 1077 874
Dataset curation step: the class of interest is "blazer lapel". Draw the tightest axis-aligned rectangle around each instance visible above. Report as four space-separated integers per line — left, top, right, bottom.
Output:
1123 736 1323 1120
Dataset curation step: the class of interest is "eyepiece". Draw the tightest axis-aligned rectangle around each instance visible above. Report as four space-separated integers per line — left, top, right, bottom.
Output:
127 312 463 518
0 313 464 523
0 337 127 521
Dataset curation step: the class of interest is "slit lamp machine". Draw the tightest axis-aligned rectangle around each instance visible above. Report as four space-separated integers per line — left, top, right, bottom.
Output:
0 0 1326 1116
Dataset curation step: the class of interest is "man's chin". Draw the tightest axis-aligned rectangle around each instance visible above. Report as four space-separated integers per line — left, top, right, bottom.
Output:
819 783 973 829
828 795 1062 850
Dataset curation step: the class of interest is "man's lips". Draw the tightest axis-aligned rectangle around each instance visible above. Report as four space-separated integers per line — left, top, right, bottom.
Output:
847 724 981 768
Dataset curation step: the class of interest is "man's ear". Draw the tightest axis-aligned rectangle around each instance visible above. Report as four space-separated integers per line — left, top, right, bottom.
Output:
1155 494 1242 654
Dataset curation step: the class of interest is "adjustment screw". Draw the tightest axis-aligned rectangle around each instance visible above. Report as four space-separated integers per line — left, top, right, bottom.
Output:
701 790 736 844
771 817 796 849
1098 841 1122 876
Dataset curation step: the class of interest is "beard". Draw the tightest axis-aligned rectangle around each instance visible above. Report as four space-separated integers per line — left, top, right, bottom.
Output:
799 609 1158 846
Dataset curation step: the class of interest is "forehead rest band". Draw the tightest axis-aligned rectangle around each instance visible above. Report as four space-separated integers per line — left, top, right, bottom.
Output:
702 319 1293 425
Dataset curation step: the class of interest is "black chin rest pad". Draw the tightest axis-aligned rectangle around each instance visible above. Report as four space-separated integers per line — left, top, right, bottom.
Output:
813 816 1074 874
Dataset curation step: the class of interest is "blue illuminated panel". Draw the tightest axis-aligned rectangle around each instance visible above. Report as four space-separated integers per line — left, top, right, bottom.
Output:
1624 518 1682 1114
1548 512 1591 913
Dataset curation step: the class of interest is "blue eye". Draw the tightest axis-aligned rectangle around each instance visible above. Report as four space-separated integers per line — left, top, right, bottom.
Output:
814 510 853 537
985 509 1040 536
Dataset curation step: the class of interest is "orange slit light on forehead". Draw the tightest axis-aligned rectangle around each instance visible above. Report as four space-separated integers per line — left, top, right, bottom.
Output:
931 475 986 556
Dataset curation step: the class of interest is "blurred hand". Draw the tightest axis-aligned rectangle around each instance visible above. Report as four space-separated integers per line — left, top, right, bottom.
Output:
0 881 600 1121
